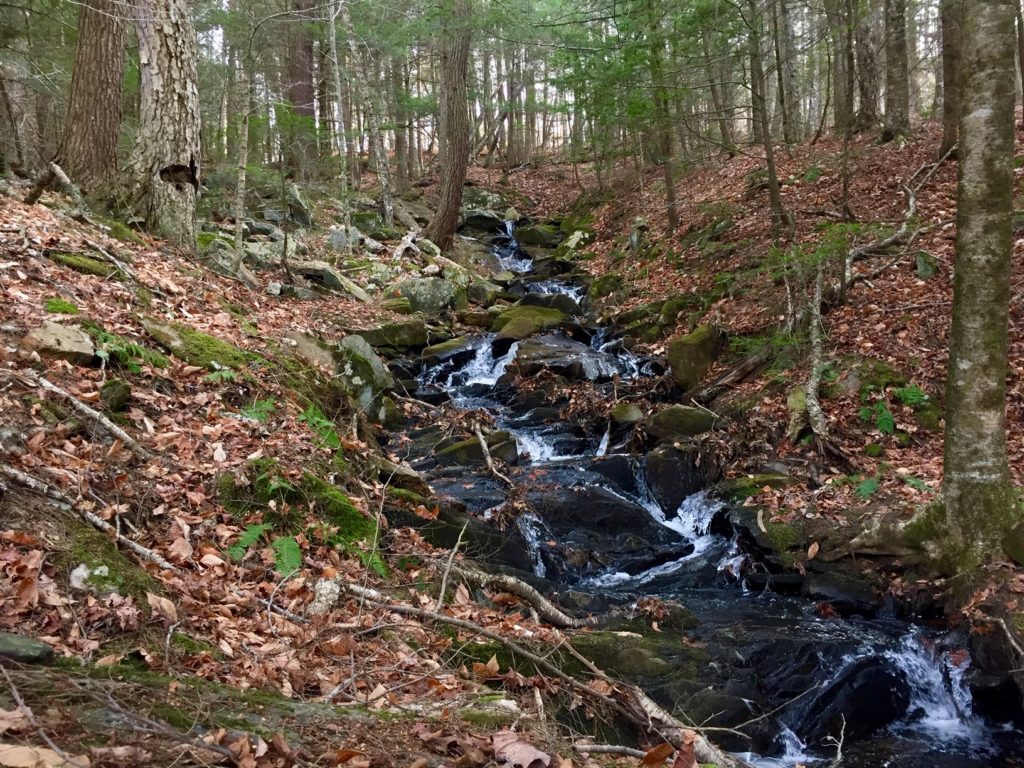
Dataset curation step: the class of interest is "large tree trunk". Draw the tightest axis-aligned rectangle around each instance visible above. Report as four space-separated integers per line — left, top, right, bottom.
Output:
286 0 317 176
939 0 963 156
854 0 883 130
882 0 911 141
129 0 201 249
648 0 678 233
937 0 1019 571
824 0 854 136
56 0 125 192
423 0 472 251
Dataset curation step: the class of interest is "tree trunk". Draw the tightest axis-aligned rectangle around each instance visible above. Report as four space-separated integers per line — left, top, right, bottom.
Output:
939 0 963 156
423 0 472 251
882 0 911 141
824 0 854 135
286 0 317 176
647 0 678 233
55 0 126 192
854 0 882 130
748 0 787 238
130 0 201 248
938 0 1019 572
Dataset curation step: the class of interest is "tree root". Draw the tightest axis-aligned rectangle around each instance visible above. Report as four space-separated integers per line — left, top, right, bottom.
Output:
472 421 515 489
25 162 89 213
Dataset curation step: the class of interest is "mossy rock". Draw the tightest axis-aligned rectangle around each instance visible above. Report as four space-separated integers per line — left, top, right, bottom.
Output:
644 405 717 441
421 336 479 367
381 296 413 314
100 379 131 412
863 443 884 458
142 317 258 371
715 473 794 502
97 216 145 245
589 273 623 300
197 231 232 252
50 252 121 279
667 325 726 391
57 523 160 601
434 430 518 466
516 223 563 248
610 402 645 426
491 305 568 342
913 400 943 432
356 319 430 350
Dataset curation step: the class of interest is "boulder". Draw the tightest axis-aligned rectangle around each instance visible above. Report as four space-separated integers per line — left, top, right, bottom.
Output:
286 182 314 227
292 261 372 302
422 336 480 367
589 272 623 300
513 335 623 382
21 320 95 365
644 444 707 513
457 309 494 328
520 292 582 316
468 280 504 307
667 325 726 391
645 405 718 441
516 223 563 248
284 330 337 371
610 402 645 427
460 208 505 234
100 379 131 412
382 296 414 314
246 219 284 239
0 632 53 664
396 277 457 314
492 305 569 342
356 319 430 350
435 430 519 466
336 335 396 415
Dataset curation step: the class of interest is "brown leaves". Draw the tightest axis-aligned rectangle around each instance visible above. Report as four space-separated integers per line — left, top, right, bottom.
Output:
641 743 674 766
491 731 550 768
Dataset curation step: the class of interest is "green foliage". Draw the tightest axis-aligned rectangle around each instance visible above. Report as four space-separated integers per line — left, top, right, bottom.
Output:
226 524 271 561
298 404 341 450
803 165 824 183
902 475 934 493
83 322 169 373
271 536 302 574
894 385 928 408
205 369 237 383
44 297 79 315
855 476 881 500
240 398 276 422
859 402 896 435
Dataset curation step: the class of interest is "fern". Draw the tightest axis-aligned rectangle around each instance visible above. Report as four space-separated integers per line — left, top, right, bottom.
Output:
859 402 896 435
298 404 341 449
855 476 881 500
87 325 169 373
271 536 302 574
205 369 237 383
226 523 271 561
241 398 276 422
895 385 928 408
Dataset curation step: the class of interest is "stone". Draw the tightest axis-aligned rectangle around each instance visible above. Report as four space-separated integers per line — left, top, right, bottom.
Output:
21 320 95 365
491 305 568 342
244 240 281 268
418 238 442 258
421 263 442 277
460 208 505 233
422 337 480 367
100 379 131 412
0 632 53 664
513 335 624 382
1003 522 1024 567
667 325 726 391
144 318 253 370
266 281 283 296
644 443 707 513
520 292 582 316
645 405 718 441
328 225 361 252
292 261 371 302
262 208 286 223
610 402 645 427
589 272 623 300
457 309 493 328
915 250 939 279
283 330 336 371
468 280 504 307
381 296 413 314
492 271 518 286
435 430 519 466
246 219 283 239
336 334 396 414
370 456 431 496
396 277 456 314
356 319 430 350
286 182 314 227
516 223 563 248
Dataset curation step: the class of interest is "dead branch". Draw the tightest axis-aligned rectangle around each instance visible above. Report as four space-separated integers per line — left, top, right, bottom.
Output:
392 230 421 260
0 665 84 765
0 463 177 572
25 163 88 213
473 421 515 489
574 744 647 758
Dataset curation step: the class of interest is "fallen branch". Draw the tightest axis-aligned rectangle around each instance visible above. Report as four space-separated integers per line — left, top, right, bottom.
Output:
574 744 646 758
25 162 88 213
26 373 151 460
392 230 421 260
0 463 177 572
473 421 515 489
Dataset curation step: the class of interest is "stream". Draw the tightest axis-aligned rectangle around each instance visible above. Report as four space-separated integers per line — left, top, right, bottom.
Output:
399 222 1024 767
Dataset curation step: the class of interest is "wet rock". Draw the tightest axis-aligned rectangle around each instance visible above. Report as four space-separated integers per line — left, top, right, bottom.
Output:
644 405 718 441
21 320 95 365
517 222 563 248
457 308 493 328
513 335 623 382
422 336 480 367
801 571 880 617
644 444 707 513
0 632 54 664
520 292 582 316
396 277 457 314
292 261 371 302
381 296 413 314
610 402 645 427
492 306 569 344
434 430 518 467
460 208 504 233
667 325 726 391
356 319 430 350
587 455 639 495
468 280 504 307
100 379 131 412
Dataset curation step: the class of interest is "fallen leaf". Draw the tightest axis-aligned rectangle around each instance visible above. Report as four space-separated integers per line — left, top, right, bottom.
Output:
0 744 90 767
492 731 549 768
806 541 820 561
641 743 674 767
669 731 698 768
145 592 178 623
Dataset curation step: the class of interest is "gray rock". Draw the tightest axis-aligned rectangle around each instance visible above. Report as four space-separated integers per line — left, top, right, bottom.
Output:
266 281 283 296
644 443 707 513
292 261 371 302
460 208 505 233
468 280 503 307
284 330 336 370
0 632 54 664
396 277 456 314
514 335 624 382
520 292 582 316
100 379 131 412
262 208 286 223
336 335 396 415
246 219 284 240
356 319 430 349
287 182 314 227
645 405 718 441
667 325 726 391
21 320 95 365
421 263 442 277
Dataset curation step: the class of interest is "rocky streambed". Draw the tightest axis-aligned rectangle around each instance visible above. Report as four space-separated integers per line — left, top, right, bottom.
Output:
369 219 1024 767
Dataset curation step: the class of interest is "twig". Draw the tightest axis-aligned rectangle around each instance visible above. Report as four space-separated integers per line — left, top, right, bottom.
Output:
435 522 468 612
472 421 514 489
0 463 177 572
824 713 846 767
0 665 85 766
574 744 647 758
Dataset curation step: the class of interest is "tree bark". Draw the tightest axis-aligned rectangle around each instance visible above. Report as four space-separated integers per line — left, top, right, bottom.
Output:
939 0 1019 571
882 0 911 141
423 0 472 251
286 0 317 176
129 0 201 249
647 0 678 233
854 0 882 130
939 0 963 156
56 0 126 192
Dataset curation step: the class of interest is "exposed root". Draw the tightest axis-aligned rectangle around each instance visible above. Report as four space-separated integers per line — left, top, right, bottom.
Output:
473 421 515 489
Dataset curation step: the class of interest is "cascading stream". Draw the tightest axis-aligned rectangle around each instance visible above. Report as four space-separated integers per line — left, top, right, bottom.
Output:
415 220 1023 767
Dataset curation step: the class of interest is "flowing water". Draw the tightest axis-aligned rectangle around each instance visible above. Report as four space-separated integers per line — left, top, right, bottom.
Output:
412 221 1024 766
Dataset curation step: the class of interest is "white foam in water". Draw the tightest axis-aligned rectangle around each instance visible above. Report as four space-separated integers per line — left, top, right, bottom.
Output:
595 425 611 457
742 726 819 768
527 280 586 304
434 336 519 390
884 631 992 749
515 511 550 578
513 428 573 464
496 221 533 272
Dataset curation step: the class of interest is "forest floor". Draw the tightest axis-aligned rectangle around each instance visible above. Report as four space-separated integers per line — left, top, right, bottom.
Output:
0 119 1022 767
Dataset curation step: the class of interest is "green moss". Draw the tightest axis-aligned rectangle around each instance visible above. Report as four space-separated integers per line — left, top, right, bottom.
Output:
864 443 884 458
50 252 120 279
458 707 517 728
492 305 567 340
913 401 943 432
44 297 79 314
589 273 623 300
715 474 794 502
387 487 428 505
142 318 258 371
106 221 143 245
59 523 159 600
856 357 908 401
197 231 230 251
764 521 802 561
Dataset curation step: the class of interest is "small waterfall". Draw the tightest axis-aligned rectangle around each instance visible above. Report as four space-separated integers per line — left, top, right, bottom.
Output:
515 511 551 578
527 279 586 303
495 220 533 272
422 335 519 390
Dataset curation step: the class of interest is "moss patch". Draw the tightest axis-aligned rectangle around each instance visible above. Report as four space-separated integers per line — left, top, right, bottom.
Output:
58 523 160 601
142 318 258 371
44 297 79 315
50 252 121 279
